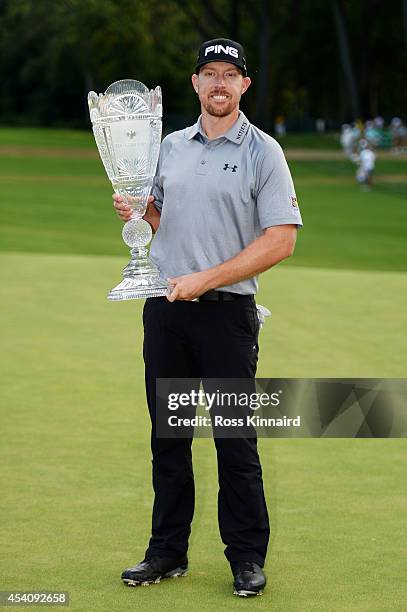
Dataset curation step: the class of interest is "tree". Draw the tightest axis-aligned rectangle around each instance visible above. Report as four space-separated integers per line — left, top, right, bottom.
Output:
0 0 405 129
329 0 361 118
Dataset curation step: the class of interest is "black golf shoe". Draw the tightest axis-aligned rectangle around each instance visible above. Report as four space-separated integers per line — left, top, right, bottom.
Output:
121 555 188 587
231 561 266 596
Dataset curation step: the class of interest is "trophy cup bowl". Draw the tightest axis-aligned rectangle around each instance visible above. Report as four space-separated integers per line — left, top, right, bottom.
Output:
88 79 168 300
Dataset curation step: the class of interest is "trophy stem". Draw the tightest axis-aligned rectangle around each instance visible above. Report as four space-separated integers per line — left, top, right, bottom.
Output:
123 246 153 276
108 245 168 301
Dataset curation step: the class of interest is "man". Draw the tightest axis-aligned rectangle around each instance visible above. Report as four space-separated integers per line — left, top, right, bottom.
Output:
113 38 302 597
340 124 355 159
356 138 376 191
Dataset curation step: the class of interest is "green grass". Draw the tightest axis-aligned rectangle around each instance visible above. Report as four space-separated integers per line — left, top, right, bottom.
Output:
292 158 407 177
1 253 406 612
292 183 407 272
0 127 339 150
0 126 94 148
0 128 406 611
276 131 341 149
1 146 407 272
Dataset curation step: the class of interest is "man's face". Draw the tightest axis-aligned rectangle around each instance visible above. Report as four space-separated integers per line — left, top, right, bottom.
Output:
191 62 251 117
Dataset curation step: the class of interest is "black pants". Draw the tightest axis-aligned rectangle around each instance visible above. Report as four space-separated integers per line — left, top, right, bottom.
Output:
142 296 270 567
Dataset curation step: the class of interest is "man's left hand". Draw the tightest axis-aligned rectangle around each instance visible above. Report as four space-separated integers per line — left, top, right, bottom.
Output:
166 271 212 302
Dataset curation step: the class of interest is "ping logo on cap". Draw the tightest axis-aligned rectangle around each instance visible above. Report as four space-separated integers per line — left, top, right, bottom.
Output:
195 38 247 75
204 44 239 59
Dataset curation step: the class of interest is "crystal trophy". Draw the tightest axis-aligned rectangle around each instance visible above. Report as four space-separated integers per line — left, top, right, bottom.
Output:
88 79 167 300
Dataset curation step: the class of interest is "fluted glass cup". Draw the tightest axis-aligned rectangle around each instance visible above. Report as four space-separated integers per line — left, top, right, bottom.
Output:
88 79 167 300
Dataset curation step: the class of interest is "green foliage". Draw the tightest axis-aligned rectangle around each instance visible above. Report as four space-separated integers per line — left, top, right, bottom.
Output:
0 0 405 129
0 0 199 127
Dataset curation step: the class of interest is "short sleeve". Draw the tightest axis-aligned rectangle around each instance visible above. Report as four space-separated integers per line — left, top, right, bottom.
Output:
255 142 303 229
151 134 174 212
151 147 164 213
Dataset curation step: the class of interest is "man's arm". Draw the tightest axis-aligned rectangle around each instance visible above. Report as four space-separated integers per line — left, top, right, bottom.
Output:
144 199 162 232
167 224 297 302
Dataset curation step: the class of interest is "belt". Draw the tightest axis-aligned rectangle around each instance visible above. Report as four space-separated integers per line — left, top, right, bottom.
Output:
197 290 251 302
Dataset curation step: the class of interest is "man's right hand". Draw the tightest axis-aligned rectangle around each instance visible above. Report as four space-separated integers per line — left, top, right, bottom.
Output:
112 193 133 222
113 193 151 222
112 193 161 232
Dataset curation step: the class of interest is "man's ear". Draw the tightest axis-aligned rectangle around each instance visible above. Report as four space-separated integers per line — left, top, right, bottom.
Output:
242 76 252 94
191 74 199 93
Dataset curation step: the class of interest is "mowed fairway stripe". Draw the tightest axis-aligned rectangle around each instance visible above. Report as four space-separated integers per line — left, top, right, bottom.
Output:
256 264 407 377
294 174 407 184
1 143 406 161
1 174 406 186
0 174 106 185
1 252 406 378
1 252 406 611
0 145 98 158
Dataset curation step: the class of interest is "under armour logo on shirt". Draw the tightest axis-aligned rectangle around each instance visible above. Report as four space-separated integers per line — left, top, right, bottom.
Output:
223 164 238 172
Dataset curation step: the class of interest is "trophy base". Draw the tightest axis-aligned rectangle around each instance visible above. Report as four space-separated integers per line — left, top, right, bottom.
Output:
108 278 168 301
108 246 168 301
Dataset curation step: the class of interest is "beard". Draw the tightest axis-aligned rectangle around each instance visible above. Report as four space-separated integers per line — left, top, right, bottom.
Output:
204 101 235 117
201 92 238 117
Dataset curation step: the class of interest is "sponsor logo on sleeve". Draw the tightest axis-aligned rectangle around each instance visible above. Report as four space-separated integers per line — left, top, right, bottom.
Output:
291 196 299 209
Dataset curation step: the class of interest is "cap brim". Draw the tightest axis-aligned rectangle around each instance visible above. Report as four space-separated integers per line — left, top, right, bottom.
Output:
194 59 247 76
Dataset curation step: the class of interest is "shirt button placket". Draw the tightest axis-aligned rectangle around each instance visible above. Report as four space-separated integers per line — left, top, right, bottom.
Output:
196 144 210 175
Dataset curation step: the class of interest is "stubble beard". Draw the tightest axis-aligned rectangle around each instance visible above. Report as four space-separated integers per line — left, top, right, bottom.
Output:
203 99 237 117
201 89 240 118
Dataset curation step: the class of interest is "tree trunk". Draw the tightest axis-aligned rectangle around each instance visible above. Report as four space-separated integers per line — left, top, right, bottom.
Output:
403 0 407 59
254 0 272 131
230 0 241 40
329 0 361 118
359 0 371 117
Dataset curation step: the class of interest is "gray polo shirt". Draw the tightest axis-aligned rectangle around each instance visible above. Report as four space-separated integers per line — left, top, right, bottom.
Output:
150 111 302 295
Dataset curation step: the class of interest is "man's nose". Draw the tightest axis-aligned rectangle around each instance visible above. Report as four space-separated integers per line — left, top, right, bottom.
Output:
213 74 226 84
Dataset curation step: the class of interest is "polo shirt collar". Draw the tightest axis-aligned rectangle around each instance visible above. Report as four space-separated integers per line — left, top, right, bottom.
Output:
185 118 206 141
224 112 250 144
184 112 250 145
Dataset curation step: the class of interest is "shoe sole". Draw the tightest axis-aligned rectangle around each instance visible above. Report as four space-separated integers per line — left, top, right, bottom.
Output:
122 567 188 587
233 589 263 597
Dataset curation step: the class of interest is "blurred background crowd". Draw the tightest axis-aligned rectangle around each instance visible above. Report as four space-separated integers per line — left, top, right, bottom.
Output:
338 117 407 189
340 117 407 157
